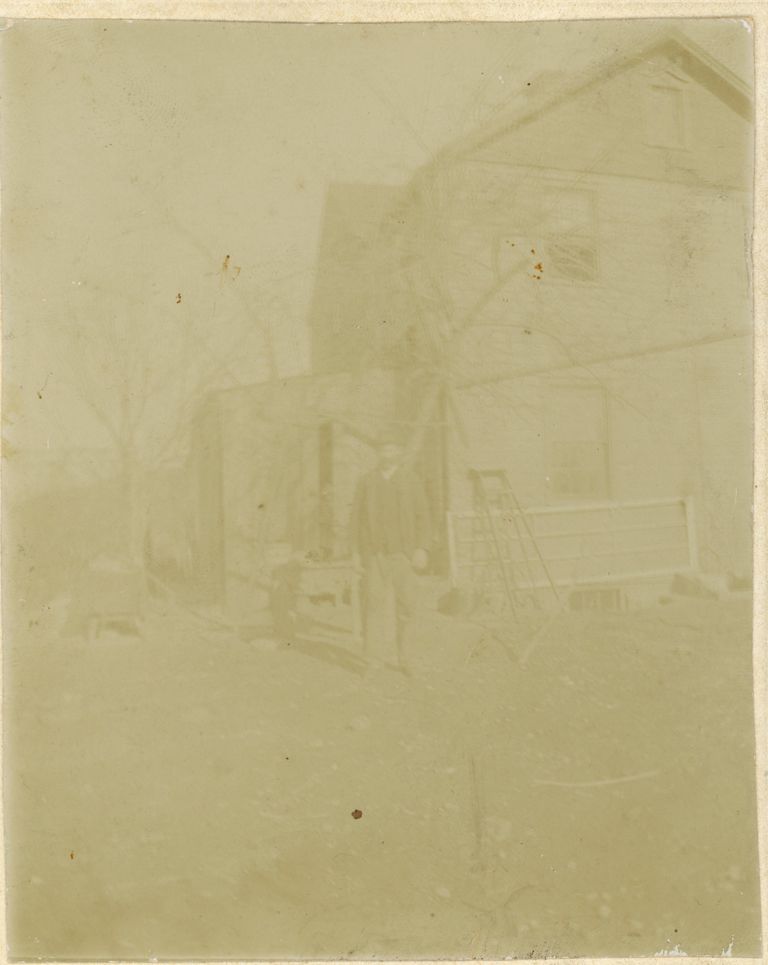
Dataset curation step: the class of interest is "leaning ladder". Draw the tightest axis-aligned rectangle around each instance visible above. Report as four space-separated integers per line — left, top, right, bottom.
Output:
468 469 560 611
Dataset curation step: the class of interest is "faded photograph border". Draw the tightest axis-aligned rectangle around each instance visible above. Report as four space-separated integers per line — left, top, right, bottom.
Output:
0 2 765 964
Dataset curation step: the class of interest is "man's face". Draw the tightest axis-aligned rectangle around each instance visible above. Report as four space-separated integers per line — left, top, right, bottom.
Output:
378 442 402 469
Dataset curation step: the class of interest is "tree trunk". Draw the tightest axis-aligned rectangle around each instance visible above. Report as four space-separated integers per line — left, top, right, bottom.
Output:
119 447 148 570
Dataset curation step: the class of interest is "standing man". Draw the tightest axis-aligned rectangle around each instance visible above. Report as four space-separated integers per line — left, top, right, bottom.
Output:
351 430 431 673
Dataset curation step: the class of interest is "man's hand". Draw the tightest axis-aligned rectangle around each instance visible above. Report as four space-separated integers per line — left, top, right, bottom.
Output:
411 548 429 572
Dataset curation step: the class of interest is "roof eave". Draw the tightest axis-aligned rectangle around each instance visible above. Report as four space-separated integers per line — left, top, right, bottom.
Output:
423 27 753 171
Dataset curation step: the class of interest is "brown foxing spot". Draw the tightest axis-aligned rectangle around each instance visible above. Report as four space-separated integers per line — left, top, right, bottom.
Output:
351 809 363 820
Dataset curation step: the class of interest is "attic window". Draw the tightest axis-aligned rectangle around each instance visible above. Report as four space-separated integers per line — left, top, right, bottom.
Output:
645 85 686 148
542 189 598 282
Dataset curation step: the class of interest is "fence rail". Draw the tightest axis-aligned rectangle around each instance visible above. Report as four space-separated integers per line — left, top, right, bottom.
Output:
447 496 696 591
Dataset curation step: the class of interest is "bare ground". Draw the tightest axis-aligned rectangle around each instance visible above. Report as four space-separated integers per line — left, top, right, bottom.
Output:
4 594 761 959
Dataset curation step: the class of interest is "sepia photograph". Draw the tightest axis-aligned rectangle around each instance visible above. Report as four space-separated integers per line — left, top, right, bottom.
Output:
0 13 761 961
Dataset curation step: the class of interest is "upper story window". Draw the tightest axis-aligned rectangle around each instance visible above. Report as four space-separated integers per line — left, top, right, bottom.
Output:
645 84 686 149
542 188 598 282
547 383 609 499
550 440 608 498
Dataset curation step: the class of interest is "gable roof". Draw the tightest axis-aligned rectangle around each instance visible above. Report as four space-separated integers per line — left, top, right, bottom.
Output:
428 28 753 169
306 28 753 377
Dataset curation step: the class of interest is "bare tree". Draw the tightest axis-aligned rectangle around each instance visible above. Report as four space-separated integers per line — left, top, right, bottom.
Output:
63 225 286 567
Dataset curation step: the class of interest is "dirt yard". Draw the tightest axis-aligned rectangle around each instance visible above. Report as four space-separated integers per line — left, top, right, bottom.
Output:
4 594 761 959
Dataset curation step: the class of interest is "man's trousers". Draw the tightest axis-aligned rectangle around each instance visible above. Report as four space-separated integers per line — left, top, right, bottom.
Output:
361 552 417 668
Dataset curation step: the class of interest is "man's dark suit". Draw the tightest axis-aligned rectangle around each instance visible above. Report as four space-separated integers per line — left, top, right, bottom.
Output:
351 465 431 667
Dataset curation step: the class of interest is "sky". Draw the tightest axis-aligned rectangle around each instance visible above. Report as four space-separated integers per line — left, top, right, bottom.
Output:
0 17 752 454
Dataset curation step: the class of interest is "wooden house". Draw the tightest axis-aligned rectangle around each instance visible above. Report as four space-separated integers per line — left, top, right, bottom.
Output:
193 28 754 621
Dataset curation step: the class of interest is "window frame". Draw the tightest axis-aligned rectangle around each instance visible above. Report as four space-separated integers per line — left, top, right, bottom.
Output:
642 79 689 151
546 382 611 501
539 185 600 285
